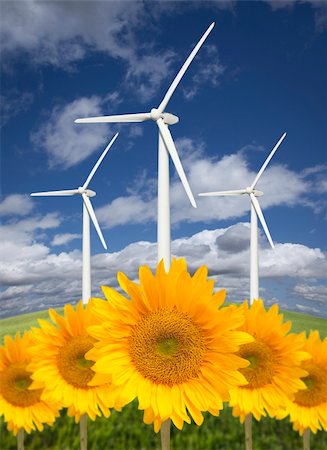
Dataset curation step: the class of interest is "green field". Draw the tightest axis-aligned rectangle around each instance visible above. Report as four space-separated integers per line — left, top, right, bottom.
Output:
1 399 327 450
0 308 64 344
0 307 326 449
1 306 326 345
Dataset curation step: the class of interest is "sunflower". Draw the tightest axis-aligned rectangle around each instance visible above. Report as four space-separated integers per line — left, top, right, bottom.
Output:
0 331 59 435
229 300 309 422
28 301 116 422
277 330 327 435
86 258 253 432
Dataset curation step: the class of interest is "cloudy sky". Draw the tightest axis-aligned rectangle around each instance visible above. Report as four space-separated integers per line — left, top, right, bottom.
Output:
1 0 326 319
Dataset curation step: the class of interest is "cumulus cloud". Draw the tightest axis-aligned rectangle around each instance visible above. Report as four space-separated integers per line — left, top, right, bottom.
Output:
51 233 82 246
96 136 310 228
1 1 140 66
182 44 225 100
96 195 156 229
293 283 327 304
1 0 225 113
125 50 176 103
0 194 34 217
0 213 60 269
295 304 321 315
260 243 327 278
30 96 118 169
1 204 326 319
0 1 183 103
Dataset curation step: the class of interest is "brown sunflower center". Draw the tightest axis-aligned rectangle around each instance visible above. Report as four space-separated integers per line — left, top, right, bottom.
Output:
57 335 95 388
0 362 42 407
294 362 327 407
238 339 276 388
128 308 206 385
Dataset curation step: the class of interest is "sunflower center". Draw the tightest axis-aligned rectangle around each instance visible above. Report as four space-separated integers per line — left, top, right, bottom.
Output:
0 363 42 407
128 308 206 385
157 337 179 357
57 335 95 388
294 362 327 407
238 339 276 388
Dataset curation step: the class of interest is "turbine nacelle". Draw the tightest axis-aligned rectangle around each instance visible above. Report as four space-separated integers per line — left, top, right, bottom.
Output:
78 187 96 197
150 108 179 125
245 187 263 197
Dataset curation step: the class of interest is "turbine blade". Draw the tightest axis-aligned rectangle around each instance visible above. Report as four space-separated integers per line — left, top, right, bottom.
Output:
250 193 275 249
199 189 247 196
75 113 151 123
82 193 107 250
157 22 215 114
156 118 197 208
31 189 79 196
83 133 119 189
250 132 287 189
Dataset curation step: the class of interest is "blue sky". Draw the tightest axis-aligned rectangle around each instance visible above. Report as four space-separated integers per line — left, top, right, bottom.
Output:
0 0 326 319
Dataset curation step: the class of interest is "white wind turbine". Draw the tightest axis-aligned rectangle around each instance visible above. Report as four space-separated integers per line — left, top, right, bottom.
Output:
31 132 119 304
75 22 215 270
199 132 287 303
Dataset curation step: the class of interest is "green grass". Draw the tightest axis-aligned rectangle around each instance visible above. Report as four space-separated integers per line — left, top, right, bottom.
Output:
0 308 63 344
282 309 327 337
1 306 325 345
1 401 327 450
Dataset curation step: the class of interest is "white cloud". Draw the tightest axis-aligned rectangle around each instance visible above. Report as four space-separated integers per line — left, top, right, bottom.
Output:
1 0 227 112
96 195 156 229
295 304 321 315
0 213 60 263
293 283 327 304
260 243 327 278
1 1 140 66
96 136 310 228
125 51 176 103
182 44 225 100
31 96 115 169
0 194 34 217
0 1 180 102
1 212 326 318
51 233 82 246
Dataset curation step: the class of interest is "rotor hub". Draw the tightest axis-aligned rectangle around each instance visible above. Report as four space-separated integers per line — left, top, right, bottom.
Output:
150 108 161 121
78 187 96 197
245 187 263 196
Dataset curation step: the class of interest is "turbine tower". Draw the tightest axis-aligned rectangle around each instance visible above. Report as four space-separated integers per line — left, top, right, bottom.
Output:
74 23 215 270
31 133 119 304
199 132 286 303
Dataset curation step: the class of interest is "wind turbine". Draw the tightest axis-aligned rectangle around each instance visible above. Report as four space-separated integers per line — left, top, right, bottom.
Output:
31 132 119 304
74 22 215 270
199 132 286 303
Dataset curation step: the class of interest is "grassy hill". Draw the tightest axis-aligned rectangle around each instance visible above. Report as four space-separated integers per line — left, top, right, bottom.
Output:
0 306 326 345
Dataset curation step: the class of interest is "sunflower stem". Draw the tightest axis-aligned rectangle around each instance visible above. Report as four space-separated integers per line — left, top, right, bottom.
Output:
245 414 252 450
303 428 310 450
80 414 87 450
17 428 24 450
160 419 171 450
